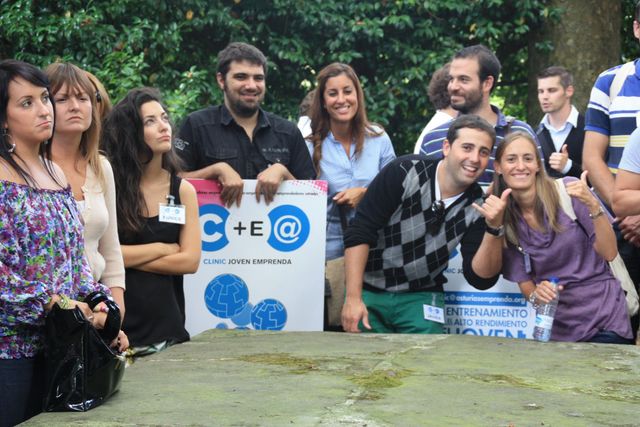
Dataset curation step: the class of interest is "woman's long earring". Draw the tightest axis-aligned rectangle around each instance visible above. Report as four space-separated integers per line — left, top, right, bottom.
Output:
2 128 15 153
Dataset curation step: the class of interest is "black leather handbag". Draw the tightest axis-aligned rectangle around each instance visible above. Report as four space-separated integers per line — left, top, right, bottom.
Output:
43 291 125 412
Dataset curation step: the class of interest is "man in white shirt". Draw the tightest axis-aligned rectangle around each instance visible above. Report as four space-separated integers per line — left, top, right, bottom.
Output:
536 66 585 179
413 63 456 154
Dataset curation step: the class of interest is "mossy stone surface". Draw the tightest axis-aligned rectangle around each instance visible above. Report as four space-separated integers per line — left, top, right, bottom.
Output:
26 331 640 426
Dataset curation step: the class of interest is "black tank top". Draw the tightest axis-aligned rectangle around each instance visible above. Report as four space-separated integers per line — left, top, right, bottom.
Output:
121 174 189 346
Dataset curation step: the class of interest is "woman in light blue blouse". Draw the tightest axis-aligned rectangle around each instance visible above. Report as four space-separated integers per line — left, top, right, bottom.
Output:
307 63 396 260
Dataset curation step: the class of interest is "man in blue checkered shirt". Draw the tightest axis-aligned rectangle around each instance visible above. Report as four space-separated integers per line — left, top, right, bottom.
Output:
342 115 510 333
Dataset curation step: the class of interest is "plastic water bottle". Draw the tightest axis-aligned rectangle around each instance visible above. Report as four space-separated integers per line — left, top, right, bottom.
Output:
532 277 559 342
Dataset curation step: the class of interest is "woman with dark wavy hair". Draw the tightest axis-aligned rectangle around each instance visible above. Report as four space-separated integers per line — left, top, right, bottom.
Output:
102 87 200 358
0 60 117 426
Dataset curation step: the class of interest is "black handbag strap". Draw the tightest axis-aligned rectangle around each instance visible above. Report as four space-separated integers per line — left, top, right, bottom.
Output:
338 204 349 232
327 199 350 233
84 291 120 342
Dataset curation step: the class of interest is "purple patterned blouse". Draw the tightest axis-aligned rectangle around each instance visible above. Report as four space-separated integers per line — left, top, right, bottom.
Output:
0 180 109 359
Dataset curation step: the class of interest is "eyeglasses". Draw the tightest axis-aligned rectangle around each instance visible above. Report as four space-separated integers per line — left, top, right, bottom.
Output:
428 199 445 235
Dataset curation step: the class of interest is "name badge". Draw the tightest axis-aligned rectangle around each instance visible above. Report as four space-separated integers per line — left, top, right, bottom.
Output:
423 304 445 323
159 203 186 224
517 245 532 274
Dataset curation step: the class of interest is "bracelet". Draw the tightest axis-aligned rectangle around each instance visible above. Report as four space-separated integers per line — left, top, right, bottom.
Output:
58 294 71 309
589 207 605 220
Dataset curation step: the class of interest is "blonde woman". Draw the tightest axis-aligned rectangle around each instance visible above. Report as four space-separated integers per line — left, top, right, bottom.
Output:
46 63 126 319
494 131 632 343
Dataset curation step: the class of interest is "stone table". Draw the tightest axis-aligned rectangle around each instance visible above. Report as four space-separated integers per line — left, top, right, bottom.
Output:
26 330 640 426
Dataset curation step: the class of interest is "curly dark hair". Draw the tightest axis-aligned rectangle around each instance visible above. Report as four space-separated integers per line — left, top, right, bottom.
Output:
101 87 183 235
428 63 452 110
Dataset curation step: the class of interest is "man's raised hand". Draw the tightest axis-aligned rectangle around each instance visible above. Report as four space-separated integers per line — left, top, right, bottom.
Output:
472 188 512 228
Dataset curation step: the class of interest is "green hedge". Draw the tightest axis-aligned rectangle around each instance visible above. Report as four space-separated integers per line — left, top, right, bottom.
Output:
1 0 553 153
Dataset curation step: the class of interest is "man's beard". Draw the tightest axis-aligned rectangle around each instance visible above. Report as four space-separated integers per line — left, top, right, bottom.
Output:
229 98 260 118
451 90 483 114
225 87 262 118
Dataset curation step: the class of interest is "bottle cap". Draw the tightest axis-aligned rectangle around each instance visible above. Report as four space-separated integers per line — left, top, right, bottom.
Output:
548 276 559 285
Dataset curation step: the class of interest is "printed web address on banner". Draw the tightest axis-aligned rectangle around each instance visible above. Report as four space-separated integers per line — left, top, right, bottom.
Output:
444 292 526 307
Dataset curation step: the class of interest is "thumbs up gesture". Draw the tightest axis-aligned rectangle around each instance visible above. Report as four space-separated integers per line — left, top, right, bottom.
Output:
549 144 569 172
565 170 602 212
472 188 513 230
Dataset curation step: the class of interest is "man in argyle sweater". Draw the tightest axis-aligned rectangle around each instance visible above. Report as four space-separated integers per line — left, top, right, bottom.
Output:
342 115 510 333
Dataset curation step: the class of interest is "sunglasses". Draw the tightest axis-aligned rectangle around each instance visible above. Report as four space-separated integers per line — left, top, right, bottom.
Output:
427 199 445 235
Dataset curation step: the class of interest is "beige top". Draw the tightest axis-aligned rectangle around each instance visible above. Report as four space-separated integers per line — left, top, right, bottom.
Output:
78 155 125 289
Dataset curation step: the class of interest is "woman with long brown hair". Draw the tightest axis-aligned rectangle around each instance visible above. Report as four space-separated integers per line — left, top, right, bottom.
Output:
307 63 395 261
102 87 200 357
46 62 126 321
494 131 632 343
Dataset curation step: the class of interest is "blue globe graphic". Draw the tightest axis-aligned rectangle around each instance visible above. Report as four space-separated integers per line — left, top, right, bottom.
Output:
215 322 229 329
204 274 249 318
251 299 287 330
231 302 253 327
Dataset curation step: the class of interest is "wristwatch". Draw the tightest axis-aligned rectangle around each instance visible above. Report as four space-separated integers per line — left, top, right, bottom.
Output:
485 224 504 237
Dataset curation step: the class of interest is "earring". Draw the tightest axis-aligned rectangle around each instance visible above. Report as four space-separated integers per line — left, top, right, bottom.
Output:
2 128 15 153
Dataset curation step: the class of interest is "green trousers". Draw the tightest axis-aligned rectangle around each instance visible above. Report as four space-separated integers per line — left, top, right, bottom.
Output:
361 289 445 334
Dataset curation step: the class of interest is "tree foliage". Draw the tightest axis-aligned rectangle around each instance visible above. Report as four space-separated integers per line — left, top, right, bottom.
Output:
2 0 557 153
622 0 640 63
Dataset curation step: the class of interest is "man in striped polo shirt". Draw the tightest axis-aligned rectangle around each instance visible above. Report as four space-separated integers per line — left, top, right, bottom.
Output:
418 44 541 187
583 0 640 338
341 115 510 334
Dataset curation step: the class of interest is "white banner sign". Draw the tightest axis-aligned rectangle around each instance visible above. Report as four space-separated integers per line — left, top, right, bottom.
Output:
443 247 535 339
184 179 327 336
